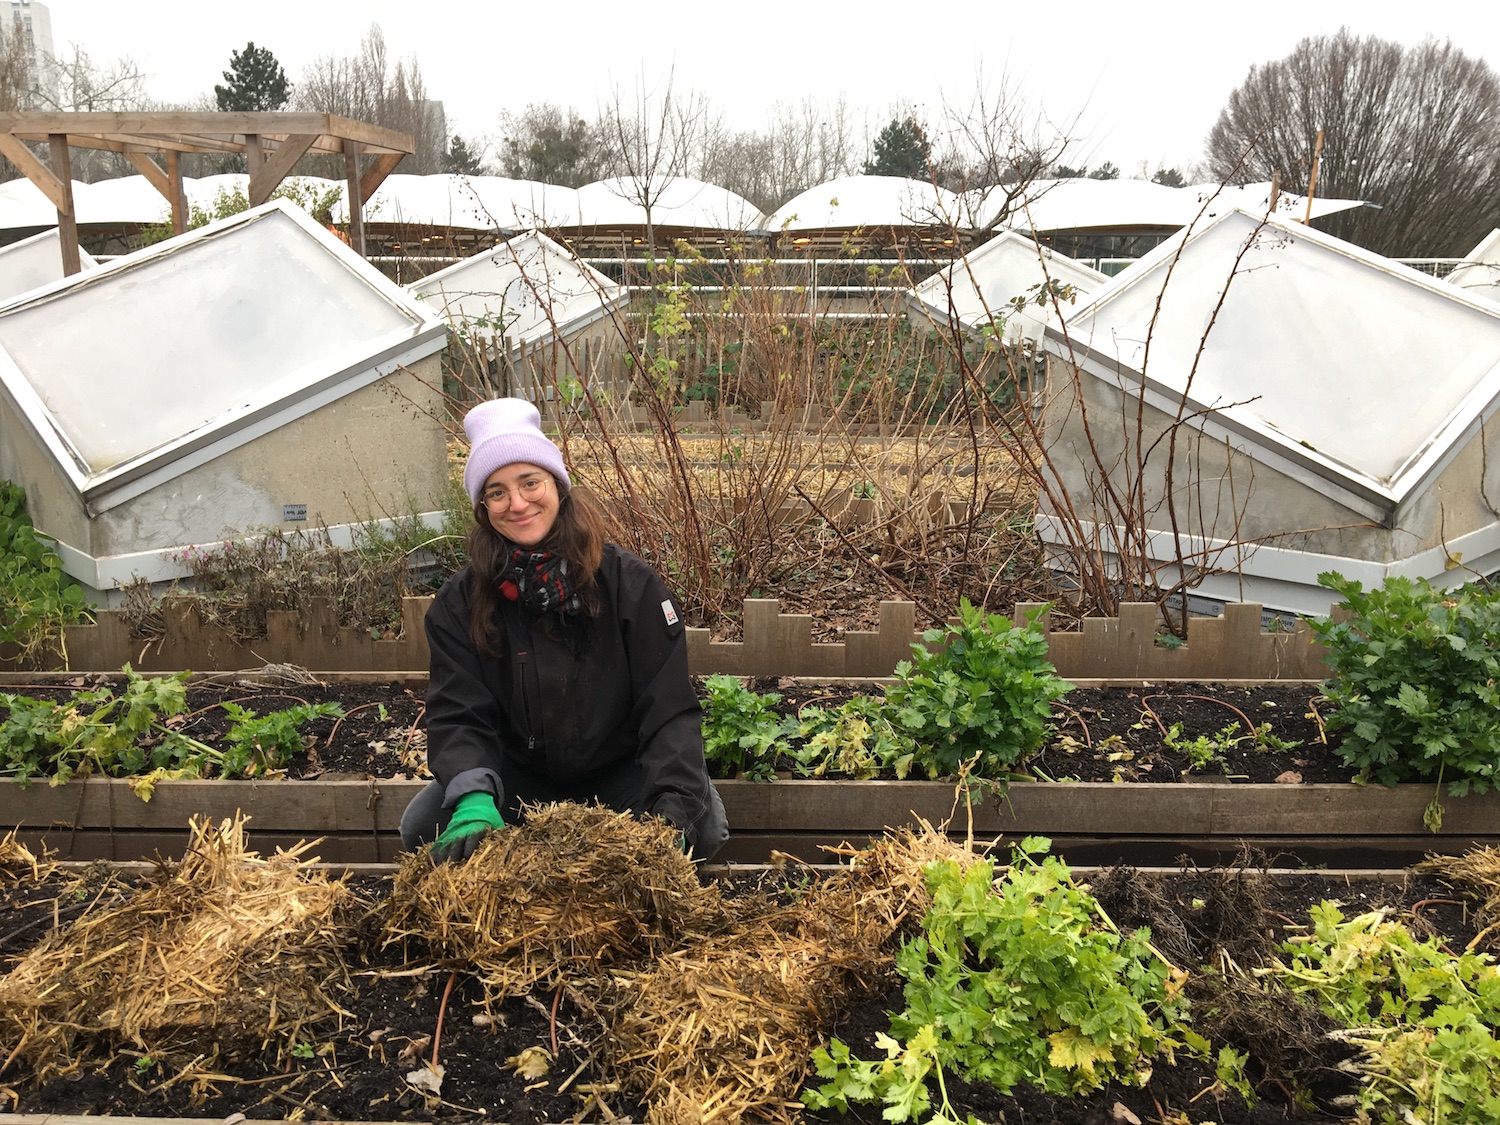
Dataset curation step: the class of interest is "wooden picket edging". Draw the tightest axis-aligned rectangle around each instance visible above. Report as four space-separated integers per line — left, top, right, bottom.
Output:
19 598 1329 680
4 776 1489 869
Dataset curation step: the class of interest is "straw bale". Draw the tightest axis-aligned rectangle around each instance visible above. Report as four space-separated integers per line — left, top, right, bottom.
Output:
382 803 731 999
0 815 361 1082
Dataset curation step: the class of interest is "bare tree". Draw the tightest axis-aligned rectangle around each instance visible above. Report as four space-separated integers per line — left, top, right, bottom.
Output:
1206 29 1500 257
597 68 711 253
934 69 1081 233
695 97 856 214
21 45 151 181
295 25 445 173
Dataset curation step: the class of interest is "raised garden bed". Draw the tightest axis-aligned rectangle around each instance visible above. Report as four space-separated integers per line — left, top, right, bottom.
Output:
8 775 1498 868
0 839 1491 1125
1 671 1494 868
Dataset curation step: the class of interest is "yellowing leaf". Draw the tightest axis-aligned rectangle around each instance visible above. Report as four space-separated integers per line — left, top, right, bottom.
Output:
1047 1028 1117 1075
506 1045 552 1080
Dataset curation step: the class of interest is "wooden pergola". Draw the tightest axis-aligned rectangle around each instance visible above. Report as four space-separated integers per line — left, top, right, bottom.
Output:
0 111 414 272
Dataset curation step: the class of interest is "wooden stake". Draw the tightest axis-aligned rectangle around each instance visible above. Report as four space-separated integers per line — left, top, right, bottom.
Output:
1303 129 1325 224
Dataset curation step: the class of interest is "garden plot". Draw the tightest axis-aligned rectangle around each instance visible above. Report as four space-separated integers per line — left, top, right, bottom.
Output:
0 818 1496 1125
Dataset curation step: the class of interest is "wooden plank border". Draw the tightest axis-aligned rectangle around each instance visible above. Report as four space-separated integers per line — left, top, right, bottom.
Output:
19 598 1331 680
3 778 1490 867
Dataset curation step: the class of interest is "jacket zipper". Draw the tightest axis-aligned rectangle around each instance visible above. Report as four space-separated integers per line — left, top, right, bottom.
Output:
514 649 536 751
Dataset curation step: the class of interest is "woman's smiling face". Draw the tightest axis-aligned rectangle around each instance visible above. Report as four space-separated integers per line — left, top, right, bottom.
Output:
479 462 559 547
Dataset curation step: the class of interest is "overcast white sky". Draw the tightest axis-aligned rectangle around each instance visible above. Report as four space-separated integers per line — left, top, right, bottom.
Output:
43 0 1500 178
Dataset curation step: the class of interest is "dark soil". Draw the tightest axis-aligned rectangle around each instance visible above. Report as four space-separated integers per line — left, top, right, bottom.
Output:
0 676 1351 786
0 863 1485 1124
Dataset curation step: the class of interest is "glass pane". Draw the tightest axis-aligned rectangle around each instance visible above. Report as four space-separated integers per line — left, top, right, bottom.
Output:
0 208 418 474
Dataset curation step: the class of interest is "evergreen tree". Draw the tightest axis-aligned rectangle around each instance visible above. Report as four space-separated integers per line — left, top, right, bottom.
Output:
214 42 290 112
444 134 484 175
1087 161 1120 180
863 115 931 179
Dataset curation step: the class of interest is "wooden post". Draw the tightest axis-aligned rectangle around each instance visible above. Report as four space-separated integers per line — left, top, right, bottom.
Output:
343 140 366 257
165 150 187 234
49 134 81 276
1303 129 1324 224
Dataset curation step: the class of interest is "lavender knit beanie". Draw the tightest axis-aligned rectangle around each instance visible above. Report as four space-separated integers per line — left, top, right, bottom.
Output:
462 398 571 506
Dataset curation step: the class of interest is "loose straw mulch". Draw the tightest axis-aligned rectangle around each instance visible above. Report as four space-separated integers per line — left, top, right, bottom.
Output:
381 802 733 1001
0 814 362 1083
0 832 50 884
1417 845 1500 950
594 821 988 1125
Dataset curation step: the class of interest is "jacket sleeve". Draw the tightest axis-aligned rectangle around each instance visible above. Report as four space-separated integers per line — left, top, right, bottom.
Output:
424 573 504 806
616 555 722 851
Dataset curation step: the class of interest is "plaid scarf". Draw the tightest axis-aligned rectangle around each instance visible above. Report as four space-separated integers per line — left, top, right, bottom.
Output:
498 549 583 616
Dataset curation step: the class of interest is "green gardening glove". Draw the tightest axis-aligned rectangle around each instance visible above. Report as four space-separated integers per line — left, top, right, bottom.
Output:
431 792 505 864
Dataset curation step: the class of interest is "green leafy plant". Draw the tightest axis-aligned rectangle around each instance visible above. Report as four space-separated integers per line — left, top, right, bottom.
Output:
0 669 344 796
793 695 915 779
884 600 1072 778
0 482 91 667
1271 901 1500 1124
220 700 345 776
1309 573 1500 797
0 668 212 796
803 837 1195 1122
700 674 795 781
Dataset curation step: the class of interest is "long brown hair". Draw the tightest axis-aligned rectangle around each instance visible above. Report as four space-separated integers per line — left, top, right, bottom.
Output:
465 478 612 655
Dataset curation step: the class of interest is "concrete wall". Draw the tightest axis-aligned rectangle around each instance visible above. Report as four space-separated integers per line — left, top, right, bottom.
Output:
2 354 449 604
89 354 447 559
0 389 93 554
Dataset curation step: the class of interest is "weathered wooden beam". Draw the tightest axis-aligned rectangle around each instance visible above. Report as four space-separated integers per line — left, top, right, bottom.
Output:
0 132 68 211
249 132 317 207
343 139 366 256
49 134 81 276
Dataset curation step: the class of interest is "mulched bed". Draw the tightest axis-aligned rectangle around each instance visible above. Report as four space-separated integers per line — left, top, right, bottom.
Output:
0 676 1355 786
0 857 1485 1125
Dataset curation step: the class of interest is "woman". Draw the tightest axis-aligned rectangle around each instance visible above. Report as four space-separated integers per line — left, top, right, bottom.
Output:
401 398 729 863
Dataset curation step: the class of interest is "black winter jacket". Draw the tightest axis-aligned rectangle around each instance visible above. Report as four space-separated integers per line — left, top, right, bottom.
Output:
424 544 718 850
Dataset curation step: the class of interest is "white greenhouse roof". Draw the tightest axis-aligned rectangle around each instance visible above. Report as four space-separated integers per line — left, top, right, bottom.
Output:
333 174 580 230
907 230 1105 344
0 199 446 510
0 173 344 230
0 228 98 303
570 177 761 231
1446 229 1500 303
764 175 962 232
407 229 625 349
965 178 1366 233
1055 207 1500 507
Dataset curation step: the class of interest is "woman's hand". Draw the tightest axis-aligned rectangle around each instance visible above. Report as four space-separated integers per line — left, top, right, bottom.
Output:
431 792 505 863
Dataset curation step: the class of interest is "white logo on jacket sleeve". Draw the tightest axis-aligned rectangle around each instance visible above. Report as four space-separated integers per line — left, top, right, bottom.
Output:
661 599 680 626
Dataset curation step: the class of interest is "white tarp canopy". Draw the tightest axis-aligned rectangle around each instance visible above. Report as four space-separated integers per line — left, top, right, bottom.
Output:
1446 229 1500 304
569 177 762 231
0 198 445 508
965 178 1366 233
335 174 580 230
1039 207 1500 612
0 228 98 303
0 173 342 230
764 175 963 232
906 230 1105 344
407 229 625 350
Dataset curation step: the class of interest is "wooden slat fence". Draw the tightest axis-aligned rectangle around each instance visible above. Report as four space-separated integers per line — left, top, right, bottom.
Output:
16 597 1330 680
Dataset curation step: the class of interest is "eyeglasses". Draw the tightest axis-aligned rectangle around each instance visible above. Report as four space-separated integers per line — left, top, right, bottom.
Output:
480 476 550 510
